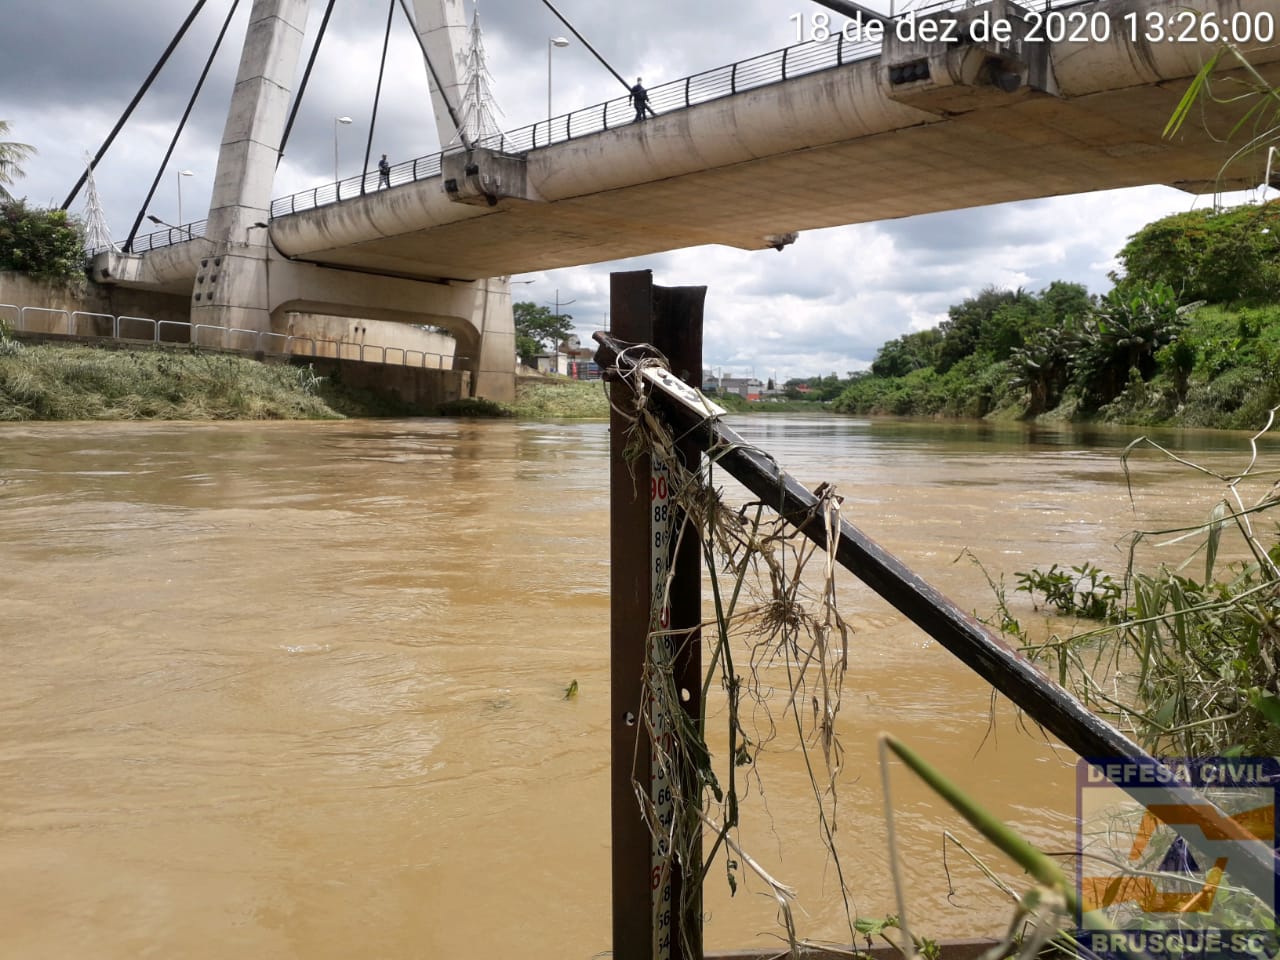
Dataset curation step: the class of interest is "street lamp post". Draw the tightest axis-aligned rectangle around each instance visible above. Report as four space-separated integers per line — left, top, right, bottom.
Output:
548 37 569 122
333 116 352 183
549 289 575 317
547 288 575 373
176 169 194 227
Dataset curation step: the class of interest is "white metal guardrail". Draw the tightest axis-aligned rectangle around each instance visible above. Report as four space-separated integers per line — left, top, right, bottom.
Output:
0 304 466 370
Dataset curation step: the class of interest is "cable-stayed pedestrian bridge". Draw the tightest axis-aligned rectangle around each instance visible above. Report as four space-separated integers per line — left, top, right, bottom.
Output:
90 0 1280 400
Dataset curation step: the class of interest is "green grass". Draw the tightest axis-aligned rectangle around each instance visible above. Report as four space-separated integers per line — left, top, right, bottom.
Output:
0 343 366 421
509 377 609 419
0 345 611 422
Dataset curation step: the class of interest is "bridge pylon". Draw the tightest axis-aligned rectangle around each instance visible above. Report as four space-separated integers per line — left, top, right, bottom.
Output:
192 0 309 340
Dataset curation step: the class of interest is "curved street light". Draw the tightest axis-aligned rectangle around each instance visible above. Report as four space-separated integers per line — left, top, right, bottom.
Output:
334 116 353 183
548 37 569 122
176 169 194 227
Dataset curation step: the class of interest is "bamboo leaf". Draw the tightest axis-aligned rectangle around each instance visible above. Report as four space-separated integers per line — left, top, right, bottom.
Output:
1165 50 1224 138
1206 500 1227 583
1247 688 1280 729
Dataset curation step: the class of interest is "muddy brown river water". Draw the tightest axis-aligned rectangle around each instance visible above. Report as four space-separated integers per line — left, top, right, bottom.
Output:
1 415 1271 959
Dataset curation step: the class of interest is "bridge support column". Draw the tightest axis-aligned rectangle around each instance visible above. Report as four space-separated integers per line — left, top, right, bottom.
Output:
194 0 310 336
190 241 270 341
462 277 516 403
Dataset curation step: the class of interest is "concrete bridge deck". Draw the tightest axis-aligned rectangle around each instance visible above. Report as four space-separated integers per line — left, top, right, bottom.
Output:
118 0 1280 290
262 0 1280 283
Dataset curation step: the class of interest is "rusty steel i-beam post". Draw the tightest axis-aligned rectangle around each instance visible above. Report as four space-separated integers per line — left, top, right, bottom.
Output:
608 270 705 960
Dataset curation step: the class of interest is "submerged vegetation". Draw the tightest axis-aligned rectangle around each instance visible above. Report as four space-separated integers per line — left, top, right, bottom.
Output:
507 376 607 418
990 428 1280 758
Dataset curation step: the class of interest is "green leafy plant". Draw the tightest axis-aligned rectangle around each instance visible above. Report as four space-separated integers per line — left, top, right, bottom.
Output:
294 363 323 395
0 316 21 357
1019 426 1280 758
0 198 87 281
1016 562 1123 621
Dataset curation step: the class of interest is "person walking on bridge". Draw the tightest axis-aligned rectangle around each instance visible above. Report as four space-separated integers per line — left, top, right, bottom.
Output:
629 78 649 122
378 154 391 189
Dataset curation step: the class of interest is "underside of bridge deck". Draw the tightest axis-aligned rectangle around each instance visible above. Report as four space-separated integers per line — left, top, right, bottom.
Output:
266 53 1280 283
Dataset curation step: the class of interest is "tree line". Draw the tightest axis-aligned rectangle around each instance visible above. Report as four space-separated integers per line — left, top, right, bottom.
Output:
832 201 1280 430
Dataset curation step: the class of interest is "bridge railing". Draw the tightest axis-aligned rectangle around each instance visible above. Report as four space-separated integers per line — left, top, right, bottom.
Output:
1 304 467 371
89 0 1097 249
88 219 211 258
268 0 1088 220
269 26 884 217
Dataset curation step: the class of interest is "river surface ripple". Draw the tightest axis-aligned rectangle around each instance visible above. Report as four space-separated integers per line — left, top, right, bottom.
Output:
1 416 1270 959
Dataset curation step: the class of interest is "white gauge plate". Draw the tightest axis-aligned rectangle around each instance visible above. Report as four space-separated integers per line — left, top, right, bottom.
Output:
641 367 727 418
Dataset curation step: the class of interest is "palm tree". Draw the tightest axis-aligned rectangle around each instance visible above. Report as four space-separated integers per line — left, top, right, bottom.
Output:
0 121 35 202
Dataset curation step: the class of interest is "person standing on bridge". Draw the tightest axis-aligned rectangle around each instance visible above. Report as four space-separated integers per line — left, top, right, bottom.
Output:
629 78 649 122
378 154 391 189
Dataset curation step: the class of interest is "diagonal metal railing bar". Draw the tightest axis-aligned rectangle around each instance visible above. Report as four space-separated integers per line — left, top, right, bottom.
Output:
593 328 1280 907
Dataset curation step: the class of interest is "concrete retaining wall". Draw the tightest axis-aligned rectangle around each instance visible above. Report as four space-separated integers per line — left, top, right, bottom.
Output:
0 272 191 327
301 356 468 413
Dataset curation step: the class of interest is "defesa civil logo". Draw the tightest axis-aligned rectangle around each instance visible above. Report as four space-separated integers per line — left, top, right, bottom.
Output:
1076 758 1279 960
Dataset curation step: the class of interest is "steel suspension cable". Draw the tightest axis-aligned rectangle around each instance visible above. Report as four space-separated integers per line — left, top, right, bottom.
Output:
277 0 341 169
124 0 242 252
61 0 211 211
362 0 396 192
538 0 633 95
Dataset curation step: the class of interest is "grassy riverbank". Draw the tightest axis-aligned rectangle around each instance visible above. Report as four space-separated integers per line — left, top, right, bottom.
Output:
830 202 1280 431
0 341 419 421
508 376 608 418
0 340 618 422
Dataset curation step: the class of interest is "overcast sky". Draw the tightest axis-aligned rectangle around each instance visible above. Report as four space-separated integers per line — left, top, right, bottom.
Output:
0 0 1266 380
